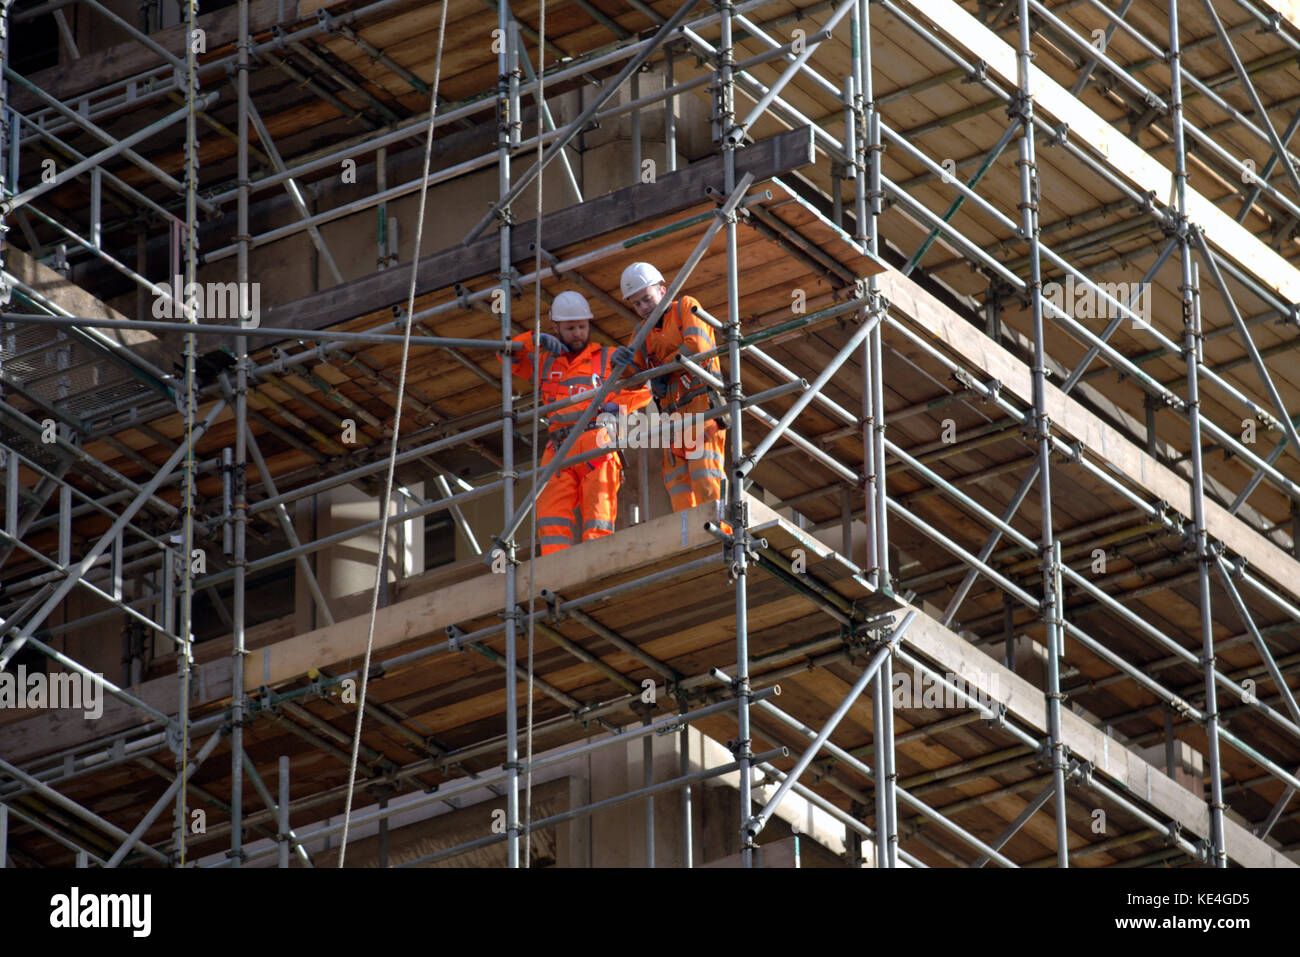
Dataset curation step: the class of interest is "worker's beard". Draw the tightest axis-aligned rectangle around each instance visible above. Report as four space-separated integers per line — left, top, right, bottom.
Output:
560 331 589 353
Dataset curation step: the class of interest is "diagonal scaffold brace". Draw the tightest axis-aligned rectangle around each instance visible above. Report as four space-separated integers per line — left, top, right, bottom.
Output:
743 609 917 842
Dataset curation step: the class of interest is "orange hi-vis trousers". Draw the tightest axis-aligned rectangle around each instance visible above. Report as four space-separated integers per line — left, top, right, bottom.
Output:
662 425 726 512
536 427 622 556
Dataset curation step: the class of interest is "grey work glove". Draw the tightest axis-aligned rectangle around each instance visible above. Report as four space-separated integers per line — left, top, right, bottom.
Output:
537 332 565 354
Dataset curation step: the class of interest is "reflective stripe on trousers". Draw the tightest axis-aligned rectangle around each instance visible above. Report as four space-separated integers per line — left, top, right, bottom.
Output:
661 428 726 512
536 435 622 555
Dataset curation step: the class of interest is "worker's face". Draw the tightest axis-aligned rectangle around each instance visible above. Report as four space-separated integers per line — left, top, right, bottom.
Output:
627 282 667 321
553 318 589 353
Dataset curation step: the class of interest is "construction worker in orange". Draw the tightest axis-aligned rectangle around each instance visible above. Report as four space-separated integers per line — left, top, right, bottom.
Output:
612 262 726 512
503 290 650 556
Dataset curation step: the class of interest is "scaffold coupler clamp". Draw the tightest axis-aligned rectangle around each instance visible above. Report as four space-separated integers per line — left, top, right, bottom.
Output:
1073 760 1095 789
543 590 562 623
170 378 193 417
726 734 753 763
1017 407 1036 442
1034 740 1053 768
1150 498 1176 534
452 282 477 314
269 345 290 375
1192 838 1212 864
655 715 686 737
1049 122 1069 148
1006 90 1033 126
484 533 519 569
268 23 291 49
980 700 1008 730
495 267 523 303
963 59 987 85
1035 410 1052 442
709 666 739 694
491 205 515 232
865 287 889 320
445 624 466 653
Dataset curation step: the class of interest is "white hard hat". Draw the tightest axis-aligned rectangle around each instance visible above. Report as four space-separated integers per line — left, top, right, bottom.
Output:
620 262 664 300
551 289 594 322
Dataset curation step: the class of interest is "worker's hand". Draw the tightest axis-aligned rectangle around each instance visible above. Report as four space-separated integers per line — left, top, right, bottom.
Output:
610 346 636 368
600 401 621 415
651 375 670 400
537 332 565 354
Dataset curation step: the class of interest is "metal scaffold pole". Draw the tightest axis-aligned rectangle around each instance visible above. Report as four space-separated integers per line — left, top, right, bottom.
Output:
497 0 521 871
1015 0 1068 867
716 0 754 870
854 0 897 865
0 0 11 313
175 0 201 869
230 0 252 870
1168 0 1226 869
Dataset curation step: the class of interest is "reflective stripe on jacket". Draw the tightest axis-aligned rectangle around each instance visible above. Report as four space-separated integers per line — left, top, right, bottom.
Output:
632 294 720 417
502 331 650 444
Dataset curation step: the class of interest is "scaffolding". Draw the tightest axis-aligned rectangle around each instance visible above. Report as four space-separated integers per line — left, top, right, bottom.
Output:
0 0 1298 868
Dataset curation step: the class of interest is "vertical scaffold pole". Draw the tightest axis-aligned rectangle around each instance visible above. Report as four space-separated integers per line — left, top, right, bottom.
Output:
680 714 693 866
643 714 654 867
861 0 896 863
0 0 11 314
278 755 290 869
230 0 251 870
871 669 888 866
857 0 895 866
860 0 887 588
497 0 521 871
1016 0 1068 867
176 0 200 869
1169 0 1225 867
665 43 676 174
846 23 874 585
718 0 753 869
880 650 898 865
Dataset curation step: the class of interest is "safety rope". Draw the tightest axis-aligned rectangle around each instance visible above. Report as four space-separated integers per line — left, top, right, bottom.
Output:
338 0 449 867
523 0 546 870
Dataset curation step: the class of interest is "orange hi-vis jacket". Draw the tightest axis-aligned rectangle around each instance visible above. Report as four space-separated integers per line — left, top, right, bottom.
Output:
631 295 721 418
504 331 650 453
503 332 650 555
630 294 726 510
